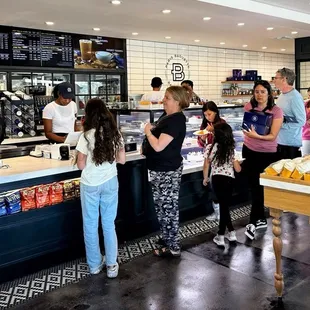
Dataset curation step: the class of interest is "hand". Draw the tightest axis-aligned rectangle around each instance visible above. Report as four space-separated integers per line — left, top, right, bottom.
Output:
206 123 214 132
144 123 154 136
242 125 260 139
307 119 310 125
203 178 208 186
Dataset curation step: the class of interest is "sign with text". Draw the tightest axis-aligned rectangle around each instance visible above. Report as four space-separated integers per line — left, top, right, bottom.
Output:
165 54 190 84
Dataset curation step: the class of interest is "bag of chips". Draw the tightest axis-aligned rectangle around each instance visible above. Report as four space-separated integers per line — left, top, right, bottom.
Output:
35 184 51 208
49 182 64 205
63 180 75 201
73 179 80 198
0 194 7 217
4 190 21 214
20 187 36 211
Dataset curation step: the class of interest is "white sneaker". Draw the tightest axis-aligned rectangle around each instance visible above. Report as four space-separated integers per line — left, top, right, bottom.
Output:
90 255 105 275
245 224 256 240
213 234 225 246
225 230 237 242
107 263 119 278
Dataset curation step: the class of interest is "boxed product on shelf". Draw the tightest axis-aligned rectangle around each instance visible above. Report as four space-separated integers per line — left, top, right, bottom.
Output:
20 187 36 211
35 184 51 208
73 179 80 198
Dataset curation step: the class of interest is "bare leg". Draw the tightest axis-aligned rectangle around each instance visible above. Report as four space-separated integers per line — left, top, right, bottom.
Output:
270 208 284 302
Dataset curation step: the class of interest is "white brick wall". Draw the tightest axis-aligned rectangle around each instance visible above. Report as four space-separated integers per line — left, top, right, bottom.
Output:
127 39 295 103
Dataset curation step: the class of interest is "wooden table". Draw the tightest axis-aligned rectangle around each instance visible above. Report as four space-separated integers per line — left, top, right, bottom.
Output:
260 174 310 303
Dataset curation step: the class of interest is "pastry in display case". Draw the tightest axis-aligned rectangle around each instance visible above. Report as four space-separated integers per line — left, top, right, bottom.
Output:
110 105 245 161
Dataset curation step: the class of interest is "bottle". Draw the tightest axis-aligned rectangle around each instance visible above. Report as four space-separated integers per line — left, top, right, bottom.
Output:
21 115 35 127
13 128 24 137
24 124 36 137
14 118 24 128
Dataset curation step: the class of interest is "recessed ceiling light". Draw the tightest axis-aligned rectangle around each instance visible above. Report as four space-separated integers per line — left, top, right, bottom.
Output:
194 39 200 42
203 17 211 21
281 48 286 51
45 21 54 25
165 36 171 39
132 32 139 36
242 44 248 47
267 27 274 30
262 46 267 49
111 0 121 5
238 23 245 26
291 31 298 34
93 28 100 31
220 42 225 45
162 9 171 14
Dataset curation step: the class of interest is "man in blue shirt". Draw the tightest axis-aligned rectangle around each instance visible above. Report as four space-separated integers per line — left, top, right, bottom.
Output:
274 68 306 159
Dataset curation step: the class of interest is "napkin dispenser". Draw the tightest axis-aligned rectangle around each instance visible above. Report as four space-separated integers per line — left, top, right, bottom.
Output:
51 143 70 160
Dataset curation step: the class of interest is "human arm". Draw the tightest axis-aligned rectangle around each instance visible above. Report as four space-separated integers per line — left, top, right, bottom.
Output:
116 147 126 164
76 151 86 170
233 160 242 173
203 158 210 186
242 117 283 141
43 119 66 143
144 123 174 153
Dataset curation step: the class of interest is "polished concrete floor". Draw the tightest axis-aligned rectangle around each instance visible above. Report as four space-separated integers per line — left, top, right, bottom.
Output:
14 213 310 310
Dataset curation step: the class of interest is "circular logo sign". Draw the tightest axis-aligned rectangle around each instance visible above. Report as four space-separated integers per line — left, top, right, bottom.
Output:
165 54 190 85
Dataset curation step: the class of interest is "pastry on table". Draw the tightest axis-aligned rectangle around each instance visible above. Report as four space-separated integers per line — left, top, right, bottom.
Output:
280 160 296 178
265 159 290 176
291 160 310 180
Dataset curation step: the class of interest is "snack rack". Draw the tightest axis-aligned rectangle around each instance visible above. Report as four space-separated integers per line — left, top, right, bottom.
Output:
0 91 36 138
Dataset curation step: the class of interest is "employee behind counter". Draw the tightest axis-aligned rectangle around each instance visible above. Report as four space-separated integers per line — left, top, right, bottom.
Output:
42 82 78 143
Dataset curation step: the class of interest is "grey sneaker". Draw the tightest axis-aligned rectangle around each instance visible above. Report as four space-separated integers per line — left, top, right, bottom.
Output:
225 230 237 242
256 219 267 230
90 255 105 275
107 263 119 278
213 234 225 246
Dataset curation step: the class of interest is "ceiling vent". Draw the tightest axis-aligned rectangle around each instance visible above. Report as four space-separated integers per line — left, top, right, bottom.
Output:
275 36 293 40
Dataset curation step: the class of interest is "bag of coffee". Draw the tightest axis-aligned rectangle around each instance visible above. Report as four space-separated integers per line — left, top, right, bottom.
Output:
73 179 80 198
20 187 36 211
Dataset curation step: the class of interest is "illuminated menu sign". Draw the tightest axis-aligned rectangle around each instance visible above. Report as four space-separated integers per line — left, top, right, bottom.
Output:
0 27 10 66
12 29 41 66
41 32 73 67
11 28 73 67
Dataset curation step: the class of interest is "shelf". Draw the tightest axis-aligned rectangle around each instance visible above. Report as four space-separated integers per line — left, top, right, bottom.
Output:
222 95 251 97
221 80 275 84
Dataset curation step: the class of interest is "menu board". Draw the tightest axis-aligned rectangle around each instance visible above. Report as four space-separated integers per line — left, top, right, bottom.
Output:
11 28 73 67
0 27 11 66
41 32 73 67
12 29 42 67
73 35 125 70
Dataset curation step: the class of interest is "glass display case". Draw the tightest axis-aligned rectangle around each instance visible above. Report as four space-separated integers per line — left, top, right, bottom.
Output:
110 105 245 165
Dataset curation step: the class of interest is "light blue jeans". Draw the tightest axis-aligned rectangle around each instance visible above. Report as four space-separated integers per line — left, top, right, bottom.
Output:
80 176 119 272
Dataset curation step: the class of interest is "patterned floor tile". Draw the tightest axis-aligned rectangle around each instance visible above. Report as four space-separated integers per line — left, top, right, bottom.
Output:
0 205 251 309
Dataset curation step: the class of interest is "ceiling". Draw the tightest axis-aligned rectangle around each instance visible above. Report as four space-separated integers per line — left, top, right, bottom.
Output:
1 0 310 54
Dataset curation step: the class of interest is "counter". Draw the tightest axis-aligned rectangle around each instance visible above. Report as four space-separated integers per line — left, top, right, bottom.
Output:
0 152 248 284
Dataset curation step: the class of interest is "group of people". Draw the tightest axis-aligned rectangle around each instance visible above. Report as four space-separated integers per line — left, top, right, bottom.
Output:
41 67 309 277
141 77 202 104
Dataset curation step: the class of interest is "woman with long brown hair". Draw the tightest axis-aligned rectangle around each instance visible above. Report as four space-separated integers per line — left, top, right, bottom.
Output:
76 98 125 277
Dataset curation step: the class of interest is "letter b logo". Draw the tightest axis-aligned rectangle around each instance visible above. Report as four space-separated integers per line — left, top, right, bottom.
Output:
171 63 185 81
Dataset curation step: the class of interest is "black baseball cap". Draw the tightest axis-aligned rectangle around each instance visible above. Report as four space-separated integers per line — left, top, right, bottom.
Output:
57 82 74 99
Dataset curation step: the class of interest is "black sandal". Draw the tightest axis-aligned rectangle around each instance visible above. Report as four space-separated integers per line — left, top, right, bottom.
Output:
153 247 181 258
156 238 167 247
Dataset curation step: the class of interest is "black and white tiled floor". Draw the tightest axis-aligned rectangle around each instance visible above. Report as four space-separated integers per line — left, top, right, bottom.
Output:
0 205 251 309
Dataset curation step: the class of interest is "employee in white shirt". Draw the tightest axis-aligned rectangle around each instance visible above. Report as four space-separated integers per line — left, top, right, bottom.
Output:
141 77 165 103
43 82 78 143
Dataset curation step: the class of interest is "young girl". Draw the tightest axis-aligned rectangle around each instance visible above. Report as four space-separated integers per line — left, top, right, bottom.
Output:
198 101 226 221
76 98 125 277
203 123 241 246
